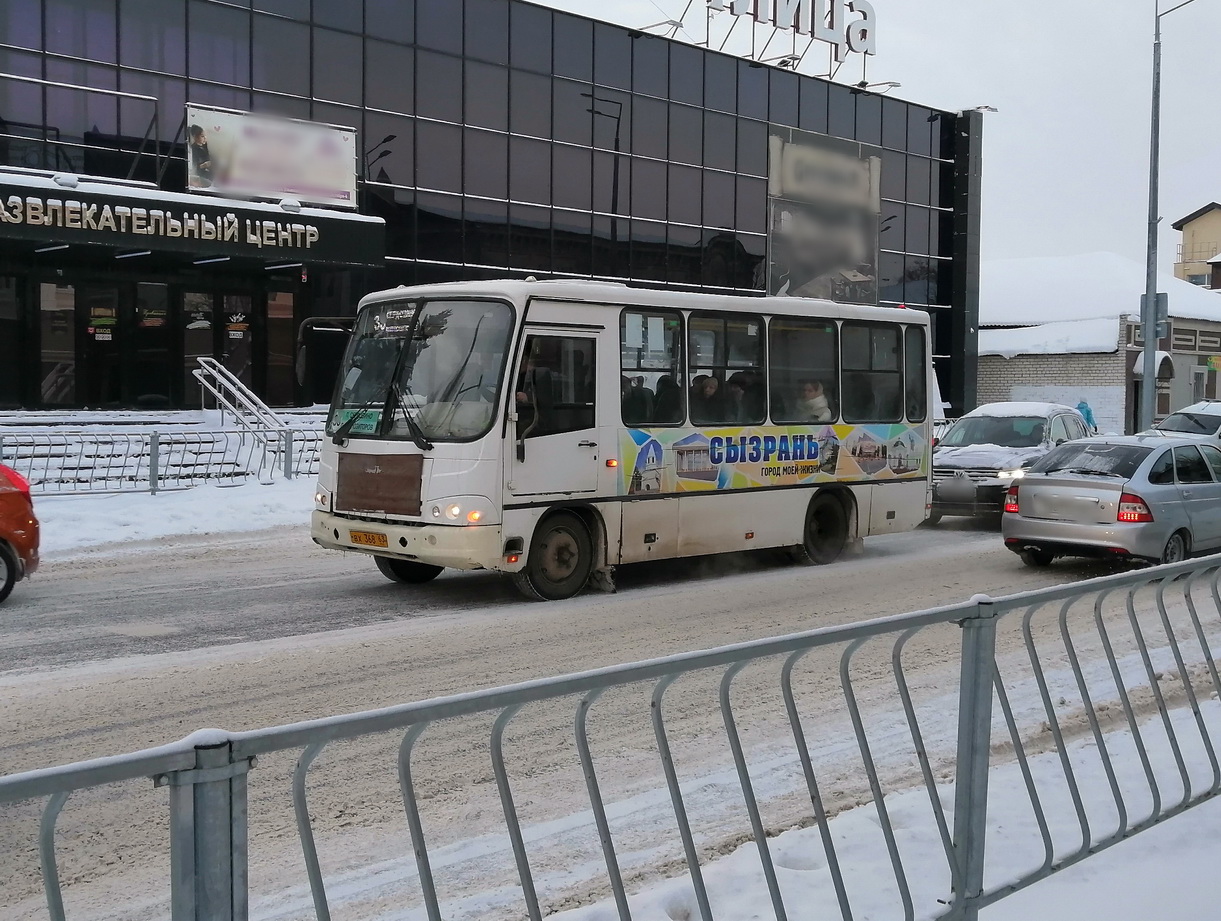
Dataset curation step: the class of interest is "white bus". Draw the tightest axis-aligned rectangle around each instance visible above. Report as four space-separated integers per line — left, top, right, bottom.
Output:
312 279 933 601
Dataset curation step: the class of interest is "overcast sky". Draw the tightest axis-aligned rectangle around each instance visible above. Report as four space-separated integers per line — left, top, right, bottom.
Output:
539 0 1221 274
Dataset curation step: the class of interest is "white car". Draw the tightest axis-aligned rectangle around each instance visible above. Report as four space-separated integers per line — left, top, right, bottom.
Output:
1154 401 1221 439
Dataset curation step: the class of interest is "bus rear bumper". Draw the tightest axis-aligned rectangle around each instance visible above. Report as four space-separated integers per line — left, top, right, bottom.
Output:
311 511 507 571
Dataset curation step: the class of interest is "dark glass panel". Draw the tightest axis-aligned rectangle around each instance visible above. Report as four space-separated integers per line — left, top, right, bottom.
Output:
905 204 931 255
702 231 762 289
904 255 934 305
906 155 932 206
190 81 251 110
366 0 413 44
799 79 828 133
735 176 766 234
553 79 593 146
880 149 905 202
632 33 668 97
416 120 462 192
703 169 734 228
881 96 906 149
509 2 551 74
0 46 41 79
363 110 413 185
937 161 954 208
552 207 591 275
252 14 309 95
669 42 702 106
463 196 508 267
119 71 185 142
668 163 701 226
934 210 953 258
591 214 627 277
253 92 310 118
704 111 735 172
553 13 592 81
313 28 362 105
416 191 463 263
630 95 666 159
879 202 904 253
855 92 882 146
46 0 115 60
827 84 854 138
667 223 702 285
0 1 41 49
366 39 413 114
365 185 416 258
630 219 667 281
416 0 462 54
705 54 736 113
928 160 942 209
314 0 361 31
877 250 904 303
736 118 767 176
465 0 508 65
465 61 507 130
591 88 629 151
45 59 118 148
463 128 507 199
254 0 309 18
416 50 462 122
631 157 666 221
0 278 20 407
737 60 768 120
594 22 631 90
934 112 953 160
934 258 953 305
509 203 551 271
510 70 551 137
553 145 592 211
669 103 701 166
510 136 550 204
310 100 357 129
769 69 799 127
736 230 765 289
188 1 250 86
907 105 934 156
592 150 628 214
120 0 185 72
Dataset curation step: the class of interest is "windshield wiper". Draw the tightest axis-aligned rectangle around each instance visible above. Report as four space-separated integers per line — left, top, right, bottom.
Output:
1057 467 1123 478
387 381 435 451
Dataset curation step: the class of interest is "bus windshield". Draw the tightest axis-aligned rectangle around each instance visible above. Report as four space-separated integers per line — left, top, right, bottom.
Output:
327 298 515 443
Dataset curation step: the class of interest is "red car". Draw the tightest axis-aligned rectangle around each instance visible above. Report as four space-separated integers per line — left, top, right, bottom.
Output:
0 464 39 603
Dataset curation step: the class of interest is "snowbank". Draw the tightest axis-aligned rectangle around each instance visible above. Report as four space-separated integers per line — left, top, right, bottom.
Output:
979 317 1119 359
982 252 1221 326
33 477 317 557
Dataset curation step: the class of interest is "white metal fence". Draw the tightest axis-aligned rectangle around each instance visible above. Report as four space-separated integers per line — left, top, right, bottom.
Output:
4 558 1221 920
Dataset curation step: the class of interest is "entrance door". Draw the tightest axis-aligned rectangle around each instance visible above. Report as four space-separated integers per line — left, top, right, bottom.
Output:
221 294 255 387
182 291 215 407
78 284 124 407
508 331 600 497
39 283 78 405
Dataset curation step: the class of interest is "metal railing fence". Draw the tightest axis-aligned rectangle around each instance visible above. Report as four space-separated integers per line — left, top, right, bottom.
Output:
0 428 323 494
5 558 1221 921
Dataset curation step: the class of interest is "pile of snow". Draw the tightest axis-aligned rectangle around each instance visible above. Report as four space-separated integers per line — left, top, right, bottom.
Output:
979 317 1120 359
33 478 316 557
982 252 1221 326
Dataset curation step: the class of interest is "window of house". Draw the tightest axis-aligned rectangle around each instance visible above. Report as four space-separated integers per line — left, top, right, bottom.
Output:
769 318 837 424
620 309 684 426
841 322 903 423
687 311 765 425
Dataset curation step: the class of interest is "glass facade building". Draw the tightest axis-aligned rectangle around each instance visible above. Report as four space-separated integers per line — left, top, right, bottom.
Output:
0 0 981 411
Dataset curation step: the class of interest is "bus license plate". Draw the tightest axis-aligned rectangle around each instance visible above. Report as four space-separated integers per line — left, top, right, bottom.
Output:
349 530 389 548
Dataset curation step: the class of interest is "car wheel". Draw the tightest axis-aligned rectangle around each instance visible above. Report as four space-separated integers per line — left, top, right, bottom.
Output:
512 511 593 601
375 556 444 584
0 543 16 604
791 493 850 566
1019 548 1055 568
1160 531 1190 566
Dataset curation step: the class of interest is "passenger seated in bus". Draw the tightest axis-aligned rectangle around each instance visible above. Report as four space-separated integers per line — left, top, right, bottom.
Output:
653 374 683 424
690 374 722 425
622 375 653 425
742 370 767 421
726 372 754 423
795 380 833 423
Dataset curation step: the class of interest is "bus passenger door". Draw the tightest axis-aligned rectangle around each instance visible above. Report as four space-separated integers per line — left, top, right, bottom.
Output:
507 331 601 497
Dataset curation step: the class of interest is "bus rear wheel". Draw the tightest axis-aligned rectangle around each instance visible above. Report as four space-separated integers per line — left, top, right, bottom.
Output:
512 511 593 601
791 493 850 566
375 556 444 584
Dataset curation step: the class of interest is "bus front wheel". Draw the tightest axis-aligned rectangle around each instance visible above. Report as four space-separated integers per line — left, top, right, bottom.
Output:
512 511 593 601
375 556 444 584
791 493 850 566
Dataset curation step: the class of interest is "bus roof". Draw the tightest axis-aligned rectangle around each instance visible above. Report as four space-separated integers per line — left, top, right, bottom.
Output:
356 279 930 326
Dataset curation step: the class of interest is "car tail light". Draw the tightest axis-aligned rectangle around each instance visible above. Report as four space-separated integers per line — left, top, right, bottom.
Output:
1003 485 1020 514
0 464 30 497
1117 493 1154 523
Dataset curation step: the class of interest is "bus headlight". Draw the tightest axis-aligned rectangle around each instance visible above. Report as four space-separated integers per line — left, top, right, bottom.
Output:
445 503 463 520
431 497 494 524
314 485 332 512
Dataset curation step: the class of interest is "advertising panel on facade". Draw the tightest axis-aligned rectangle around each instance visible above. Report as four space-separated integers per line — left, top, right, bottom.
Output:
185 105 358 210
767 128 881 306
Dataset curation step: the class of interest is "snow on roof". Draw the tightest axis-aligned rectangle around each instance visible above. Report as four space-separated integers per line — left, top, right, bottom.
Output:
979 317 1118 359
981 252 1221 326
963 401 1077 418
1207 252 1221 264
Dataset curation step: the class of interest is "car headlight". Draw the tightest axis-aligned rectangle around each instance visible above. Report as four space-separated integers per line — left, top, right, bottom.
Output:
998 468 1026 480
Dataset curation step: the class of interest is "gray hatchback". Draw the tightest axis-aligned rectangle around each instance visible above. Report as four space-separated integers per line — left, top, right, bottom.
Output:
1001 434 1221 567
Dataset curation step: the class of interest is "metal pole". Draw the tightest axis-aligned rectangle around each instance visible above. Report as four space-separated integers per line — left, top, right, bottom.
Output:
150 431 160 495
1140 5 1162 431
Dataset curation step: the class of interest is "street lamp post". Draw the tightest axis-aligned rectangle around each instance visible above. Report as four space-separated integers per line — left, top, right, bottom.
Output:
1141 0 1200 430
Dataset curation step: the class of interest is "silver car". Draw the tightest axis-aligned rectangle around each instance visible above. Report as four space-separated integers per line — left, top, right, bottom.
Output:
1001 434 1221 567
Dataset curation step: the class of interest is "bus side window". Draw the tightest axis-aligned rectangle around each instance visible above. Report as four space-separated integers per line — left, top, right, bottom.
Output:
769 318 838 424
517 335 595 438
620 309 685 426
688 311 765 426
842 322 903 424
905 326 927 423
